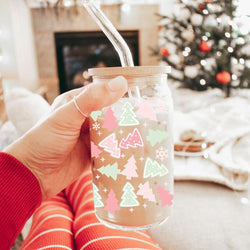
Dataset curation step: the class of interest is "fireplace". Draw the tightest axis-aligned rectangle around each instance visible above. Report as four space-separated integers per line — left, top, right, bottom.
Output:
30 4 159 100
55 31 139 93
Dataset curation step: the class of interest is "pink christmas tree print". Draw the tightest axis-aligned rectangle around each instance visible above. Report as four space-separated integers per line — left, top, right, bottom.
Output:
157 185 173 207
136 101 157 121
104 189 120 214
99 133 120 158
91 141 102 158
121 155 138 180
155 100 168 112
137 181 156 202
102 107 118 132
119 128 144 149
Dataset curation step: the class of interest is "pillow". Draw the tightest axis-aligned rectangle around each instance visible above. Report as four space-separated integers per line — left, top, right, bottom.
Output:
0 121 18 151
4 87 50 136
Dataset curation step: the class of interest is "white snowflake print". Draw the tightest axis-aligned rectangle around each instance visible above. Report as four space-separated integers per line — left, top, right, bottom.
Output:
156 147 168 161
92 122 100 131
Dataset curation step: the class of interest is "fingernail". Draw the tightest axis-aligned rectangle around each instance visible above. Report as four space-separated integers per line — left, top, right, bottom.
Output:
108 76 128 92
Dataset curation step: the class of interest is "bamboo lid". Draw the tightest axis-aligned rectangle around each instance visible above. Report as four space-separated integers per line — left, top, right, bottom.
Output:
88 66 171 77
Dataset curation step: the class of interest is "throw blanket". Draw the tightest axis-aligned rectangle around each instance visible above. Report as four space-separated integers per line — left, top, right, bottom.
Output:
2 87 250 190
174 95 250 191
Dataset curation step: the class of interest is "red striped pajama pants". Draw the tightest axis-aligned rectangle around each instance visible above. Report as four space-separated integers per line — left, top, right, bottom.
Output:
21 169 162 250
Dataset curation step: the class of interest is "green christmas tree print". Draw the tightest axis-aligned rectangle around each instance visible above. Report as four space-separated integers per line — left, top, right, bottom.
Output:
92 183 104 208
98 163 121 181
146 129 168 146
119 102 139 126
143 157 168 178
120 182 140 207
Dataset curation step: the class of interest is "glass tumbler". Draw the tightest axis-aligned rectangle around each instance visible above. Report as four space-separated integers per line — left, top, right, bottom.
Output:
88 66 174 231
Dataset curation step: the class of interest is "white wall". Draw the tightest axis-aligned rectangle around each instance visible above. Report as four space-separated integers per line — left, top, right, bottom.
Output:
0 0 39 90
0 0 18 79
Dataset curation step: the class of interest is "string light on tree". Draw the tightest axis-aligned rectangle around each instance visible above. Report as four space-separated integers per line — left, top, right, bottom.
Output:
239 58 245 64
200 79 206 85
205 32 211 37
202 9 209 15
232 74 237 80
216 51 222 57
202 36 208 41
63 0 74 7
216 17 222 23
232 58 238 64
200 60 207 66
236 37 245 45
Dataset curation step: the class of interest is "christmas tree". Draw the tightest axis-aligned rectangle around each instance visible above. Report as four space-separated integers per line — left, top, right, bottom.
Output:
119 102 139 126
119 128 144 149
99 133 120 158
102 107 118 132
136 101 157 121
91 141 102 158
98 163 121 181
137 181 156 202
157 185 174 207
146 129 168 147
120 182 139 207
104 189 120 214
90 110 102 121
155 0 250 96
121 155 138 180
143 157 168 178
93 183 104 208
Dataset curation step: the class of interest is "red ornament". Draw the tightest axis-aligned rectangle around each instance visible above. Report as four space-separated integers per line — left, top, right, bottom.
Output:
160 47 170 57
198 3 205 12
199 41 211 53
198 0 211 11
216 71 231 85
158 25 163 32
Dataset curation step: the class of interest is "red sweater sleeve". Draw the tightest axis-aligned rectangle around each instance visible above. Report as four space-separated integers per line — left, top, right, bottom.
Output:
0 152 42 250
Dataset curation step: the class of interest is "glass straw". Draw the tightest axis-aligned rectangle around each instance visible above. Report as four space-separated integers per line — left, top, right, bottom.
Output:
82 0 141 99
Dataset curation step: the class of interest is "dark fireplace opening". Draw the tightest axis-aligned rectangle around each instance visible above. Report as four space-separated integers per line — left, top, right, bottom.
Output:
55 31 139 93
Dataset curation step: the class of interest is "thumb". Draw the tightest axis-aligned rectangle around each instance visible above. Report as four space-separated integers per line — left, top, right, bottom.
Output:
52 76 128 128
